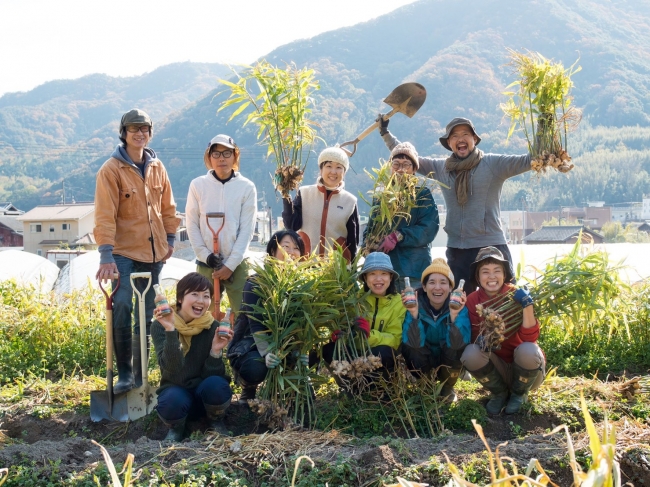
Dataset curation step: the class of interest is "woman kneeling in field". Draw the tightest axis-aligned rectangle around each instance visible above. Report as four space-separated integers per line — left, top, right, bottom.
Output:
323 252 406 380
228 230 314 402
461 247 546 415
152 273 233 441
401 258 471 402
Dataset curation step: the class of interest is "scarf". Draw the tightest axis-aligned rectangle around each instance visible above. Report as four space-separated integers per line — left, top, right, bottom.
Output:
173 310 214 356
444 148 483 206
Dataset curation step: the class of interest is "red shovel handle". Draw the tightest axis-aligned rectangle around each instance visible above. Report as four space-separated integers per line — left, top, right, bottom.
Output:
206 212 226 321
98 273 120 310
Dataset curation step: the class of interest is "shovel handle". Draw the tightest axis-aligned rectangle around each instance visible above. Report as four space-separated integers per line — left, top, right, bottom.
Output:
339 109 399 157
130 273 152 387
98 273 120 310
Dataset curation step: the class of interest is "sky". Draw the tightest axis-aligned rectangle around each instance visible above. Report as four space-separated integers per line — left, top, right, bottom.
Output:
0 0 418 97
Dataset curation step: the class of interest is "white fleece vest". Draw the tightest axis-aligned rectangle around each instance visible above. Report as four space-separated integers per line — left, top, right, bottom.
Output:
299 182 356 255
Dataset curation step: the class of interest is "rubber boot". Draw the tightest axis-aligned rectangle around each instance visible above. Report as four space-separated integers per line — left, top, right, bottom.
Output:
505 364 540 414
159 414 186 442
132 334 150 388
438 366 462 402
113 327 134 394
204 400 231 436
471 361 509 414
239 382 257 403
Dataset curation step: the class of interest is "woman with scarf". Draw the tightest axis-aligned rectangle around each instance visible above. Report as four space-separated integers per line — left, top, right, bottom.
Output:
152 273 233 442
378 117 531 293
282 147 359 261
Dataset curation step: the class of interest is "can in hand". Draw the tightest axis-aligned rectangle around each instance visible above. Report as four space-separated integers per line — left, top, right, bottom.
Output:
218 308 232 337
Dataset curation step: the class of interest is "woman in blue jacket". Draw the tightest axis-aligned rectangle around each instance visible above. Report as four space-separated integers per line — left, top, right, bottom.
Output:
363 142 439 290
401 258 470 401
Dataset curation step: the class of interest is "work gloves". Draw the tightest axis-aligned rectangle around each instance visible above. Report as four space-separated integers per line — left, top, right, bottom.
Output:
331 317 371 343
376 113 390 136
206 253 224 270
377 232 399 253
291 350 310 367
513 286 534 309
448 321 466 351
354 317 371 338
265 353 281 369
331 330 345 342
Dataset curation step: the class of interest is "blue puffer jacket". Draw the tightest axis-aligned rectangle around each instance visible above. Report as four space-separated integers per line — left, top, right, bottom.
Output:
364 185 439 280
402 289 471 353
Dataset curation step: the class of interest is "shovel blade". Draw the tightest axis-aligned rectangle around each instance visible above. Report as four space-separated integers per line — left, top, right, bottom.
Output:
383 82 427 118
125 385 158 421
90 390 129 422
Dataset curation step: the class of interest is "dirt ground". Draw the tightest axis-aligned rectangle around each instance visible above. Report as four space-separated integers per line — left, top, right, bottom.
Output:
2 400 649 486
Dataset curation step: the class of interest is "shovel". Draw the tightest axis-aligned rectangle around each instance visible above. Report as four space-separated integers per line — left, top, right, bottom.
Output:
125 272 158 420
90 273 129 422
206 212 226 321
339 82 427 157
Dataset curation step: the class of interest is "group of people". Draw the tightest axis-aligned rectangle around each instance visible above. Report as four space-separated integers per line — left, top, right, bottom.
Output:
94 108 545 441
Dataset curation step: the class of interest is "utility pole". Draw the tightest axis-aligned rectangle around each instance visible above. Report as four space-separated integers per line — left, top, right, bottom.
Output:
61 179 65 205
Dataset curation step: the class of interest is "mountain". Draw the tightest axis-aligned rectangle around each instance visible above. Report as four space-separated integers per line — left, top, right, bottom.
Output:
2 0 650 214
0 62 230 206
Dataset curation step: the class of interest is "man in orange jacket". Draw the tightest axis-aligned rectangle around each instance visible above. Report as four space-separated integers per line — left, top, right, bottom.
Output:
94 108 180 394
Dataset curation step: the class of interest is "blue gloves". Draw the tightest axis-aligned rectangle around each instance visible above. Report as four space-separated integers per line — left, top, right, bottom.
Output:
513 286 534 309
265 353 281 368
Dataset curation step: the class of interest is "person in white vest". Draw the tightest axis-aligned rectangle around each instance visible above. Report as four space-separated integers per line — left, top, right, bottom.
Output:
281 147 359 261
186 134 257 316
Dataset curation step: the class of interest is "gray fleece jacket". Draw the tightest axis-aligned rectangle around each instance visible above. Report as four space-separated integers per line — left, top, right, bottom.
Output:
382 133 531 249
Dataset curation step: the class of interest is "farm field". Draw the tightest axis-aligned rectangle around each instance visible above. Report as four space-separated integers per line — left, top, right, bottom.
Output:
1 243 649 486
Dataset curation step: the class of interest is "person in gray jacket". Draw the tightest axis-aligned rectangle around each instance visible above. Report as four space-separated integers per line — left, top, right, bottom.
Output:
379 116 529 293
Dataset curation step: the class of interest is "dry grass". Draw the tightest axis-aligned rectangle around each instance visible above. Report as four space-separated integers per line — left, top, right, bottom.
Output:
165 429 352 473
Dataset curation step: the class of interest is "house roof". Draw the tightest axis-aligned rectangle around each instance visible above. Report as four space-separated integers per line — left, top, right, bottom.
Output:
38 239 70 245
17 204 95 222
0 202 22 213
0 215 23 233
75 233 96 245
523 225 603 242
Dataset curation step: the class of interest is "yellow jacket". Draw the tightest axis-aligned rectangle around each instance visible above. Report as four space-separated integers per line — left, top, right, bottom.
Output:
364 293 406 350
94 153 180 263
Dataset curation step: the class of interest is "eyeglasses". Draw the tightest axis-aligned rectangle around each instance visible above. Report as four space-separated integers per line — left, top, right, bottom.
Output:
125 126 151 134
210 150 234 159
391 159 414 170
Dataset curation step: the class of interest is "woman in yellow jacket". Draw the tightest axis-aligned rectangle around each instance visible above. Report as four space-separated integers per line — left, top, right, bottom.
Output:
323 252 406 374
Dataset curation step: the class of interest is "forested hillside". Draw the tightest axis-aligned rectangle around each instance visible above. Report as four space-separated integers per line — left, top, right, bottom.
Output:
2 0 650 214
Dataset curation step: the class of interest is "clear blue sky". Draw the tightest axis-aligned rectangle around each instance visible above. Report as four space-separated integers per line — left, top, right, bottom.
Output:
0 0 417 96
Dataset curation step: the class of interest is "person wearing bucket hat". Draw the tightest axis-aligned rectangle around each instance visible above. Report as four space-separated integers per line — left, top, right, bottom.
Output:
94 108 180 395
400 258 471 401
186 134 257 317
378 115 533 293
322 252 407 381
282 146 359 261
363 142 439 290
460 247 545 415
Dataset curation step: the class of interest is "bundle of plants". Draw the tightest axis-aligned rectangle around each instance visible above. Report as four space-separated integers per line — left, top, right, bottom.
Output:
362 162 424 255
246 253 343 427
218 60 321 198
475 239 627 350
319 247 388 394
501 49 581 174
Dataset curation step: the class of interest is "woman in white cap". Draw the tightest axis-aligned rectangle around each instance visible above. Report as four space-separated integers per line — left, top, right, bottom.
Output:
281 147 359 261
186 134 257 316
